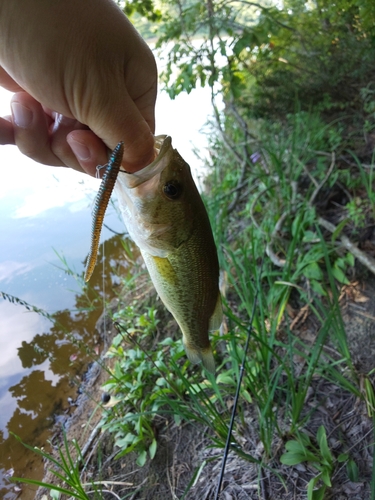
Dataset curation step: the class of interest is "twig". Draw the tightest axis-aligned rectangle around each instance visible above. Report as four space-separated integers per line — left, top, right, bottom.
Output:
249 185 276 232
128 477 148 500
265 210 289 267
297 158 319 188
210 101 250 215
82 430 104 470
318 217 375 275
207 31 254 216
224 0 298 33
85 489 122 500
265 181 298 267
347 307 375 322
211 104 243 164
86 480 134 486
336 180 352 204
227 161 249 214
259 465 268 500
265 245 286 268
81 422 101 459
225 99 254 215
309 152 336 205
211 178 252 204
290 304 310 330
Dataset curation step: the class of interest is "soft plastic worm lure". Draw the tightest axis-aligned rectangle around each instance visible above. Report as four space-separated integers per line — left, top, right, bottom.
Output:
84 141 124 282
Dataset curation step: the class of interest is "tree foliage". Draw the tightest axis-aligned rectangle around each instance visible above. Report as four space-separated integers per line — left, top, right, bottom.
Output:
124 0 375 121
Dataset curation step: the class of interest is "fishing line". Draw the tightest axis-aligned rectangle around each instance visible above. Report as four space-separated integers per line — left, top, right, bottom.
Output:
214 256 264 500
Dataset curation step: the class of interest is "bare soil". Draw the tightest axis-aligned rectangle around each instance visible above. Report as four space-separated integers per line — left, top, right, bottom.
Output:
28 268 375 500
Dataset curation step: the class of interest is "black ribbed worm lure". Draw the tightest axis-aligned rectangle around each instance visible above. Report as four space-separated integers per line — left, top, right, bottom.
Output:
84 141 124 282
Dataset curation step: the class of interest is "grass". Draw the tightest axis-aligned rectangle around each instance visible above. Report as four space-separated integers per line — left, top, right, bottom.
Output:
10 110 375 499
11 431 95 500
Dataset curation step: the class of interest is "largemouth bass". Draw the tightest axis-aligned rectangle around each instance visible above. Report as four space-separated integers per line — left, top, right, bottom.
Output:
115 135 222 373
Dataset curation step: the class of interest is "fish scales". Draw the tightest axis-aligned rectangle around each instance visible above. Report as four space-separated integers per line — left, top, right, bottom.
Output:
115 135 222 372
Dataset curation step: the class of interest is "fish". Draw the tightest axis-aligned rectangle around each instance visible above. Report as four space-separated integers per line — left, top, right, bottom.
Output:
84 141 124 282
115 135 222 373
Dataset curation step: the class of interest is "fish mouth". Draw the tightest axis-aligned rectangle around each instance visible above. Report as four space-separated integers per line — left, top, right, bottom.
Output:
114 134 176 254
123 135 173 189
155 135 168 153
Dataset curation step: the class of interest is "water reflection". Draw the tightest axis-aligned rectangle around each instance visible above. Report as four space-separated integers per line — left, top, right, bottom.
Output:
0 233 128 499
0 69 216 498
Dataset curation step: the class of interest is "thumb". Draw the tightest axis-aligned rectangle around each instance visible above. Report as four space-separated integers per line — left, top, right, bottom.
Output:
66 96 156 176
68 91 157 175
81 61 157 172
93 91 157 172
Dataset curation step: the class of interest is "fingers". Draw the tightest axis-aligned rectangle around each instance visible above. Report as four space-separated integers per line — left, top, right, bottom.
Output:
9 92 109 174
49 113 93 172
5 89 157 176
0 116 15 144
11 92 63 166
6 89 157 175
90 87 157 173
67 130 109 177
0 1 159 175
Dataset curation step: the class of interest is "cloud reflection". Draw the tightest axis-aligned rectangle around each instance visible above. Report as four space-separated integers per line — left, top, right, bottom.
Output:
12 166 98 219
0 261 33 283
0 301 49 378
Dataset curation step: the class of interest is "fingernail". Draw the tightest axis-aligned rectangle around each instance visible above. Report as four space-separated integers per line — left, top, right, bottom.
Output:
68 138 91 161
11 102 33 128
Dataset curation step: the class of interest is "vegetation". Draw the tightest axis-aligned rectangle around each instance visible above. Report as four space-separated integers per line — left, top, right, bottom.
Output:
7 0 375 498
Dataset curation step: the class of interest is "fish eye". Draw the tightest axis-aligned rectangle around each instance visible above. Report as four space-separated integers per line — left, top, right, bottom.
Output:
163 181 182 200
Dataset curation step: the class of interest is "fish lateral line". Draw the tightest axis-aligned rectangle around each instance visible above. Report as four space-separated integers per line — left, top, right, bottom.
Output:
84 141 124 282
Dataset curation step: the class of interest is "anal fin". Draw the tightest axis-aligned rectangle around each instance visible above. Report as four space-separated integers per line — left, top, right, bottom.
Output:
184 343 216 374
208 293 222 332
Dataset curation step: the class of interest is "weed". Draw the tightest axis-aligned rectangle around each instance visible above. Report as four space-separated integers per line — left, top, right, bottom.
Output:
11 108 374 499
10 431 97 500
99 310 244 465
280 426 335 500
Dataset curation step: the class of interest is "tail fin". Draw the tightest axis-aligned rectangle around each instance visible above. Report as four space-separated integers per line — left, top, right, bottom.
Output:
184 344 216 374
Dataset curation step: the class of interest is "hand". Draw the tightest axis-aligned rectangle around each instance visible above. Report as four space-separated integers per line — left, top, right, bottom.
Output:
0 0 157 175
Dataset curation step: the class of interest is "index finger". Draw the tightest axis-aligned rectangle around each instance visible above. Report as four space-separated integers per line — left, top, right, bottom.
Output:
0 115 15 144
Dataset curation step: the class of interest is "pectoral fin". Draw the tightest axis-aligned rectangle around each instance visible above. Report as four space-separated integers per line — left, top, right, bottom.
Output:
150 255 178 285
208 293 222 331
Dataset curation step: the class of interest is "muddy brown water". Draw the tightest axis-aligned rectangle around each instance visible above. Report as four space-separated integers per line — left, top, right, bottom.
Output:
0 195 131 499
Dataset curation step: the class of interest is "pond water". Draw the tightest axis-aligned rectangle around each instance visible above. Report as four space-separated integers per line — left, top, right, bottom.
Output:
0 68 217 498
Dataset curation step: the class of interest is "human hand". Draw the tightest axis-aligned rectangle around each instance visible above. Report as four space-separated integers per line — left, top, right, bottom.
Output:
0 0 157 175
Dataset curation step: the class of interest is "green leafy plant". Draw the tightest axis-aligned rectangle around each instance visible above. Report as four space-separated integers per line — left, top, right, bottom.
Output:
100 305 166 466
10 432 95 500
281 426 336 500
99 308 248 465
345 198 366 229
